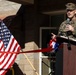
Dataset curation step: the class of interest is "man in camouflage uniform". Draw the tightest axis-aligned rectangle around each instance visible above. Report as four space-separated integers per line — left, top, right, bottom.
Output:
58 3 76 39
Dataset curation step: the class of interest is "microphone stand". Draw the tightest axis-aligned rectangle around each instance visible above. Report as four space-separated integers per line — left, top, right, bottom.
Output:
66 30 73 50
67 36 71 50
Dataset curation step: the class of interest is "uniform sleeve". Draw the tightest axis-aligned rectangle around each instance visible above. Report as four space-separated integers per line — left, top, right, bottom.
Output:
73 24 76 37
58 22 66 35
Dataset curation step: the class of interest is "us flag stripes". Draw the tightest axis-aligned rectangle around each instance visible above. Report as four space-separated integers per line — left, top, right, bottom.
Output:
0 20 21 75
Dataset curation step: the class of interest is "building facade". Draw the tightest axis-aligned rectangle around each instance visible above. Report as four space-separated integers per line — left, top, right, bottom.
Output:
0 0 76 75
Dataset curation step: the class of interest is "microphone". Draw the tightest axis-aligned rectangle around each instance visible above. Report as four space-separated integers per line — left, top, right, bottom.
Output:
66 18 70 24
66 18 72 36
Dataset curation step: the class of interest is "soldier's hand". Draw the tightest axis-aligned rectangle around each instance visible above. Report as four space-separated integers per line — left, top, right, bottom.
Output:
51 33 56 39
65 25 74 32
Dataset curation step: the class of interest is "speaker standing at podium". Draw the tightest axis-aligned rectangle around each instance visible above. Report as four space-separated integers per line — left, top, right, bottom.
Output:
49 3 76 75
51 3 76 50
58 3 76 40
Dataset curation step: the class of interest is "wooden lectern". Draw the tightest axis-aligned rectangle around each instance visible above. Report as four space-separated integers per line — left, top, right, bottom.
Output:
63 43 76 75
56 36 76 75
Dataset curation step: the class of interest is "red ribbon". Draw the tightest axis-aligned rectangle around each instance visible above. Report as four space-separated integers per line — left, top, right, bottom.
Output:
0 47 53 54
19 47 53 54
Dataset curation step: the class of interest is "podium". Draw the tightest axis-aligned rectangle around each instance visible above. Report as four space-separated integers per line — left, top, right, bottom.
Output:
63 43 76 75
56 36 76 75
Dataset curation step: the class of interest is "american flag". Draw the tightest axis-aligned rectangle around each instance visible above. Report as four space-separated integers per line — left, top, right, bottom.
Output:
0 21 21 75
49 38 59 52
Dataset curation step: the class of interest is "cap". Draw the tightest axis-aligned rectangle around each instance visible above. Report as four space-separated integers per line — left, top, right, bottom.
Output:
66 3 76 10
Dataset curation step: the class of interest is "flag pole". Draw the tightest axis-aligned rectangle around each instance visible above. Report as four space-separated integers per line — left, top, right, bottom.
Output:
21 49 39 75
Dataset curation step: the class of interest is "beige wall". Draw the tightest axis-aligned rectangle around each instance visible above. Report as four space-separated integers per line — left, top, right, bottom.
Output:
16 42 39 75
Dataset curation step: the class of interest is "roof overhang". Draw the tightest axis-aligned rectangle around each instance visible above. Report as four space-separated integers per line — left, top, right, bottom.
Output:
42 10 66 15
8 0 34 5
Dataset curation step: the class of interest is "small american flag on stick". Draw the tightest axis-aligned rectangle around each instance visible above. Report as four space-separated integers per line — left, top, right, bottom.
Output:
0 20 21 75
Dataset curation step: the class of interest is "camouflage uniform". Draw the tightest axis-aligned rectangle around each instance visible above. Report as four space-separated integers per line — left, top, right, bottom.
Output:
58 20 76 39
58 3 76 39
